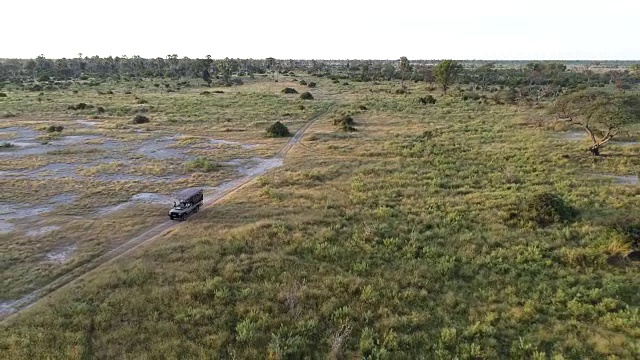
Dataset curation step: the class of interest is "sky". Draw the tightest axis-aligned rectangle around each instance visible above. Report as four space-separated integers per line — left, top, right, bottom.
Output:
2 0 639 60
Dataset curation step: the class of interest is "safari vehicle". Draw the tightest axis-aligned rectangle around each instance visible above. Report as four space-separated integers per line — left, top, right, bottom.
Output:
169 188 204 221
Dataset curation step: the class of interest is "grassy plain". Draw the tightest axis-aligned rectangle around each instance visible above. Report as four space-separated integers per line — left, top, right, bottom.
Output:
1 76 639 359
0 77 327 303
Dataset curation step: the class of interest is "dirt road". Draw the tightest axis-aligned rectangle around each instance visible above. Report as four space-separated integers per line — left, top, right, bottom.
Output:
0 104 333 324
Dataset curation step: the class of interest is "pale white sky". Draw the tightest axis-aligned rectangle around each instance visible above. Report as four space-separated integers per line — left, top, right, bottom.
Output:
2 0 639 60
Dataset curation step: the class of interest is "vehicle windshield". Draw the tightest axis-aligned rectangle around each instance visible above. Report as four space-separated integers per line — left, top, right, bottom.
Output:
173 201 188 209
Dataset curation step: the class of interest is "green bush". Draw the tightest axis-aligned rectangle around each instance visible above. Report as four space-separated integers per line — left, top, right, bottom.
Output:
68 102 90 110
299 80 307 85
395 88 406 94
97 106 105 113
507 192 578 228
46 125 64 133
334 115 357 132
266 121 291 137
0 92 6 97
132 115 150 124
185 156 218 172
0 142 15 148
418 95 437 105
281 87 298 94
299 92 314 100
308 82 317 88
462 92 481 101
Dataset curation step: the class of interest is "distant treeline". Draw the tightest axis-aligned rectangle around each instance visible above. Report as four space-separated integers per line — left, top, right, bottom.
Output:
0 55 638 90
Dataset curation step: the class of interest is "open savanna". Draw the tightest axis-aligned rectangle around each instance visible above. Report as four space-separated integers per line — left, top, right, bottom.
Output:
0 77 332 308
1 77 639 359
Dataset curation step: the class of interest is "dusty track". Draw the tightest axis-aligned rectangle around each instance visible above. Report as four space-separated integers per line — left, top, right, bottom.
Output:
0 104 333 325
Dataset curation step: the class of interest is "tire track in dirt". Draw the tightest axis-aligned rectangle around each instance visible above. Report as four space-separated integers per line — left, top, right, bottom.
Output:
0 103 335 325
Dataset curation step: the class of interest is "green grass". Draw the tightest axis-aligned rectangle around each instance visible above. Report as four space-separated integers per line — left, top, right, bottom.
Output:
184 156 219 173
1 78 639 359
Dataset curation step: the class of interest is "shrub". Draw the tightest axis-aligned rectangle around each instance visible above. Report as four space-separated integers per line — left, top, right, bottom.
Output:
299 80 307 85
0 142 15 148
462 92 481 101
38 74 50 82
299 92 314 100
0 93 6 97
298 105 305 110
79 75 89 80
496 89 517 105
358 105 368 110
308 82 317 88
201 91 211 95
266 121 291 137
334 115 357 132
185 157 218 172
507 192 578 228
136 98 147 104
212 90 224 94
68 102 90 110
124 91 132 94
132 115 150 124
418 95 437 105
395 88 406 94
46 125 64 133
281 87 298 94
97 106 105 113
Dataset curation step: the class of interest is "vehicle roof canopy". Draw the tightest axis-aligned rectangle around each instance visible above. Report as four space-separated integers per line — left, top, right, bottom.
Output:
174 187 203 200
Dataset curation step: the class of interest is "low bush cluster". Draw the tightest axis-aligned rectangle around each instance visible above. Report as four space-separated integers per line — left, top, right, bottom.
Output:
418 95 437 104
506 192 578 228
266 121 291 137
281 87 298 94
68 102 92 110
334 115 357 132
185 157 218 172
300 92 314 100
131 115 150 124
46 125 64 133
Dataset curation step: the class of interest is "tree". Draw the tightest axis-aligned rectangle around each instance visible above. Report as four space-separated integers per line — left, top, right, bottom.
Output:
477 63 495 90
398 56 412 88
217 57 237 86
553 89 640 155
434 60 462 94
266 57 277 81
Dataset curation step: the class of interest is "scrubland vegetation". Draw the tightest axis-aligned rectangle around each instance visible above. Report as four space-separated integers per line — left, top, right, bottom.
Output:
0 55 639 359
